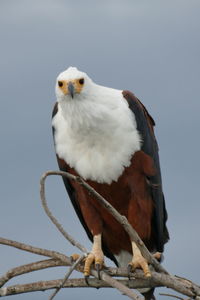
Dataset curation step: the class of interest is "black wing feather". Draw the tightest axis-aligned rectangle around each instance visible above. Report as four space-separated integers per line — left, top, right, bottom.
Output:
123 91 169 252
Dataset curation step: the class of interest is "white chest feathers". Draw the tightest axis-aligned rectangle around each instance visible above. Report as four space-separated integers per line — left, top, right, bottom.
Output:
52 86 141 184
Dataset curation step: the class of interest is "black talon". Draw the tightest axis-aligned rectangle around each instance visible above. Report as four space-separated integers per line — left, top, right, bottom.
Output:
127 264 132 280
85 275 90 285
95 263 101 280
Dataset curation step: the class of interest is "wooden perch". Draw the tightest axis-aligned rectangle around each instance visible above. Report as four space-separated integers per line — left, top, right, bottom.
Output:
0 170 200 300
0 238 199 299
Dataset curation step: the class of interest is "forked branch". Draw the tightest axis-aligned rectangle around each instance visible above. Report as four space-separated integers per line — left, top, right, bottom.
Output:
0 170 200 300
40 171 167 274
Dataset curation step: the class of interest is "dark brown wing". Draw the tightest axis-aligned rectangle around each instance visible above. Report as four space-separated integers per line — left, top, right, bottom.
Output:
122 91 169 252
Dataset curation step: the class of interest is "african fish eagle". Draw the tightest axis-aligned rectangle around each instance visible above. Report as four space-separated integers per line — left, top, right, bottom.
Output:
52 67 169 299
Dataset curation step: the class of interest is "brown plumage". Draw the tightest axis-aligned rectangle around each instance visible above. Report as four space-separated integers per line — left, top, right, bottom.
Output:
58 149 156 254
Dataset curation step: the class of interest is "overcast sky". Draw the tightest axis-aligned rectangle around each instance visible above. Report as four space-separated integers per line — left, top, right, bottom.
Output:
1 1 200 299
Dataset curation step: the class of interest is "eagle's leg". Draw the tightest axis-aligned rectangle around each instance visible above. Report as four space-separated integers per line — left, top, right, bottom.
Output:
84 234 104 280
128 241 151 278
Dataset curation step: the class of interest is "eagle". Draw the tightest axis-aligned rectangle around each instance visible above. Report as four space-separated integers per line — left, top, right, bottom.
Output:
52 67 169 299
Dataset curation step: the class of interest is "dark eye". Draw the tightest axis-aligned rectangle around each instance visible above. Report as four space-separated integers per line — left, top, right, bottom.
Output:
79 78 84 85
58 81 63 87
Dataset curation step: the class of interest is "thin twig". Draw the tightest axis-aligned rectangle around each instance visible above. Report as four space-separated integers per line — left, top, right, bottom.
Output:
97 270 143 300
159 293 188 300
40 172 88 254
0 259 65 287
0 237 71 267
49 255 85 300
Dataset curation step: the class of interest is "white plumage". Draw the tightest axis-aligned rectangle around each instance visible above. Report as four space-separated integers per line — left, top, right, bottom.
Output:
52 67 141 184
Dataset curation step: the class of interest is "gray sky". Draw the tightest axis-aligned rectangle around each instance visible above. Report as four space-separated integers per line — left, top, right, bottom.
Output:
0 0 200 299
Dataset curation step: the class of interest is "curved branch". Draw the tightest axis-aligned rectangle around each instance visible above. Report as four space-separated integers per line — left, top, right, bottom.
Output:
40 171 144 300
40 170 167 274
40 172 88 254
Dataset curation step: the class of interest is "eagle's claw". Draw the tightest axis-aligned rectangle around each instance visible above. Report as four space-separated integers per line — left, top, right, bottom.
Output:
127 264 133 279
84 275 90 285
83 250 104 279
128 257 151 277
95 263 101 279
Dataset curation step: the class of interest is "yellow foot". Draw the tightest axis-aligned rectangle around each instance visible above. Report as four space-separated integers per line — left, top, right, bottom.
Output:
128 242 151 278
128 256 151 277
84 234 104 281
84 250 104 279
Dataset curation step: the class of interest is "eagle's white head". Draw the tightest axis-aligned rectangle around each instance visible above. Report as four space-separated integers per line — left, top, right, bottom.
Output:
55 67 93 101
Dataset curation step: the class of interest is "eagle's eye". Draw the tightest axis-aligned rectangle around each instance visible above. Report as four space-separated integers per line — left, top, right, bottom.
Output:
79 78 84 85
58 81 63 87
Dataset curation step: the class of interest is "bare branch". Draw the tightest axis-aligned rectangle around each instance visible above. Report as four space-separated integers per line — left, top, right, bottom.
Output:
40 172 88 254
1 273 199 299
0 239 144 300
134 271 198 299
0 278 155 297
0 259 64 287
1 170 200 299
0 244 199 299
40 171 144 300
40 170 167 274
0 237 71 267
159 293 187 300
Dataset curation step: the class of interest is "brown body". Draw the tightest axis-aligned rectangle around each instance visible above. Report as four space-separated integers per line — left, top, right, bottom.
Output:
58 149 157 256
